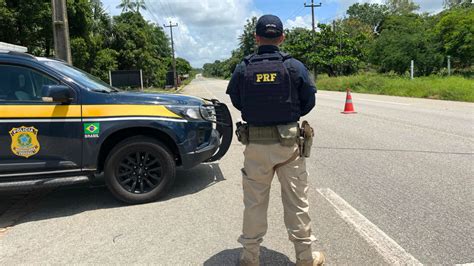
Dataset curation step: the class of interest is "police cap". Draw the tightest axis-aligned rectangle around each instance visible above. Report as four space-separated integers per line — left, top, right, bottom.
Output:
256 14 283 38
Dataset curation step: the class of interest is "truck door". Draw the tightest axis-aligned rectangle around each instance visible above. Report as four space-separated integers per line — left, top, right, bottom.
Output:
0 63 82 178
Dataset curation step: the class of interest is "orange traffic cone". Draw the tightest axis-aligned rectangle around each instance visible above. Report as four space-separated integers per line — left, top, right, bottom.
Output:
341 88 357 114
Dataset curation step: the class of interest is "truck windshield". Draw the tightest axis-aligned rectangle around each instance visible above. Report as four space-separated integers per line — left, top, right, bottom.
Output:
44 60 116 93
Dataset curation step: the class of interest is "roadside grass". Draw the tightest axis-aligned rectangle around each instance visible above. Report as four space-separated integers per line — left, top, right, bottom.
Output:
140 71 200 94
142 88 175 94
316 73 474 102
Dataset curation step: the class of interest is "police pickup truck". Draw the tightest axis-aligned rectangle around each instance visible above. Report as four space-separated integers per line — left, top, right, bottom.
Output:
0 51 232 204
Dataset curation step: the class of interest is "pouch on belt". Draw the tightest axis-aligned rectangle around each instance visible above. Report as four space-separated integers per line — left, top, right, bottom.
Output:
248 126 279 142
276 122 299 146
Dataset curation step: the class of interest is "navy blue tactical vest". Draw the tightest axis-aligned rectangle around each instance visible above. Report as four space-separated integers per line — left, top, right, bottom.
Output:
242 52 300 125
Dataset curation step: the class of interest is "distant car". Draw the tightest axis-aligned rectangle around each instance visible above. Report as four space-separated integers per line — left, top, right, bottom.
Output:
0 51 232 203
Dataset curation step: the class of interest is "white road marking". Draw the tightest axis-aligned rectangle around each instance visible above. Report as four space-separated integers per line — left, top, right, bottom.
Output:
455 263 474 266
317 188 422 265
357 98 412 106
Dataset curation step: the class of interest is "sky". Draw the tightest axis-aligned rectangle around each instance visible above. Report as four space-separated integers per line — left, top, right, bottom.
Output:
101 0 445 68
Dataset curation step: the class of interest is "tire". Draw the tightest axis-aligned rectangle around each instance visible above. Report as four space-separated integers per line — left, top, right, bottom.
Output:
104 136 176 204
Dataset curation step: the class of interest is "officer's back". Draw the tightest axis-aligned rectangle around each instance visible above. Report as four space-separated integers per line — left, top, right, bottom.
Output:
226 14 324 266
226 27 315 126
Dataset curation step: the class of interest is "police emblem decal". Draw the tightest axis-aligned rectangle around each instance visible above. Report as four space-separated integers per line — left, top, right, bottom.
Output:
255 73 278 83
84 123 100 138
9 126 41 158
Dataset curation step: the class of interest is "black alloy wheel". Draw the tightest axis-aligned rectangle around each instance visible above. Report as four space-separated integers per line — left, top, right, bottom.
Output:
104 136 175 204
117 151 162 194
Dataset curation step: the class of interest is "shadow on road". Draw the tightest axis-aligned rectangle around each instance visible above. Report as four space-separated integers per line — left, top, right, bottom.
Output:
204 247 294 266
0 163 225 228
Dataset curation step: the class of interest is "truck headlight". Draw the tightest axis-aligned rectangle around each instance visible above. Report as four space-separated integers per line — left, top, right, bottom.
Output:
200 105 216 122
168 106 202 120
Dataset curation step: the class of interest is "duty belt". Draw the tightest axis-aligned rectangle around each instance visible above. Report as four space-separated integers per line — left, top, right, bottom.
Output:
235 121 314 158
248 126 280 142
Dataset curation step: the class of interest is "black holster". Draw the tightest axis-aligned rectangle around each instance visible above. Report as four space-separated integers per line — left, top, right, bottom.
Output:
235 121 249 145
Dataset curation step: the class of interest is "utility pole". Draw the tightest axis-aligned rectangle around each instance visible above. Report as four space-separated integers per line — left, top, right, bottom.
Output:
304 0 322 80
51 0 72 64
447 56 451 76
304 0 322 32
164 21 178 89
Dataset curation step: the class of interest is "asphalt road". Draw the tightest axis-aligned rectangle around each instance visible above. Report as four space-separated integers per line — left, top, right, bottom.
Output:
0 76 472 265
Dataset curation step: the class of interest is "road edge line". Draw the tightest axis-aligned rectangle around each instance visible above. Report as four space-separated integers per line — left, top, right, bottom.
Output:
317 188 422 265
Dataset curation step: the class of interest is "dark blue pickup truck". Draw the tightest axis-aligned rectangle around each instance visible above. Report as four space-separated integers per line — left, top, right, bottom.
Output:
0 51 232 203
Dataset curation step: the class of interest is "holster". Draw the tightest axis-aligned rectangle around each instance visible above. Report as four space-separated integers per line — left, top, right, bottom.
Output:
235 121 249 145
299 121 314 158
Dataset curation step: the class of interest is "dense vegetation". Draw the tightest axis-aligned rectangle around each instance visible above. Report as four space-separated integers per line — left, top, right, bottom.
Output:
203 0 473 95
0 0 191 87
317 74 474 102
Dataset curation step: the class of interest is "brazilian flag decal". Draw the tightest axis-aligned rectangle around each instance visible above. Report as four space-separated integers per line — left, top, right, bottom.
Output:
84 123 100 138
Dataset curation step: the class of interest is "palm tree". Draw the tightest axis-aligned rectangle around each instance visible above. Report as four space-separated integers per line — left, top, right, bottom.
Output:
135 0 147 13
116 0 135 13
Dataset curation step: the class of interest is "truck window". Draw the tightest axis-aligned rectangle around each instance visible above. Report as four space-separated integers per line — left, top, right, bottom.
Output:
0 64 58 102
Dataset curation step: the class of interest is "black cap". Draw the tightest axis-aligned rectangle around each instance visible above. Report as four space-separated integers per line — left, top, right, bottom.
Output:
256 14 283 38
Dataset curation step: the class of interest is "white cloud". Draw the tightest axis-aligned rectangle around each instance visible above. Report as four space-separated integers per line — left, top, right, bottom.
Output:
285 15 315 30
100 0 445 67
141 0 257 68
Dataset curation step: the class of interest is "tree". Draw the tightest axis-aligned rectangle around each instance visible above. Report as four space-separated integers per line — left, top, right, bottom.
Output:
112 12 171 87
135 0 146 13
176 58 192 76
238 17 257 56
370 14 443 75
203 60 229 78
340 18 374 66
91 48 119 82
283 24 365 77
0 0 18 44
0 0 53 56
117 0 135 13
385 0 419 14
434 8 474 68
347 3 388 34
443 0 472 8
67 0 94 39
70 37 90 70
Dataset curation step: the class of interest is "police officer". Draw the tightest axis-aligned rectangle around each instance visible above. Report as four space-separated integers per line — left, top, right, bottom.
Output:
226 14 323 266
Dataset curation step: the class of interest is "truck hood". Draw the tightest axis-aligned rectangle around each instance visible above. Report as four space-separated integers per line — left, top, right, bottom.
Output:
107 91 205 106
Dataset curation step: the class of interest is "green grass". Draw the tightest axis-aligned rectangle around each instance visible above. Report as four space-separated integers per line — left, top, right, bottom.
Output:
142 88 174 94
316 73 474 102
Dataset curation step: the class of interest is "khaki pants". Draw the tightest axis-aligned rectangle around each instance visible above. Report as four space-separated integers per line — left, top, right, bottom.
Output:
238 142 316 262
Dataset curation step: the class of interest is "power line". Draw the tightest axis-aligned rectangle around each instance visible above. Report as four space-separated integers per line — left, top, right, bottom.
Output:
163 0 175 19
147 0 184 59
155 0 171 19
144 0 165 26
284 5 305 21
319 11 346 24
165 0 176 18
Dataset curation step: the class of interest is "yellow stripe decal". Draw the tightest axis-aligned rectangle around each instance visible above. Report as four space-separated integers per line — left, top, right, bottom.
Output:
0 105 181 119
0 105 81 118
82 105 181 118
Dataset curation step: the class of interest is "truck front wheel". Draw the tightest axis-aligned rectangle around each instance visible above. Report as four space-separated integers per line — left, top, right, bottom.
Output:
104 136 175 204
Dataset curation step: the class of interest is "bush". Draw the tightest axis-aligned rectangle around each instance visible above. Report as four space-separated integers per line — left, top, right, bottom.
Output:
316 74 474 102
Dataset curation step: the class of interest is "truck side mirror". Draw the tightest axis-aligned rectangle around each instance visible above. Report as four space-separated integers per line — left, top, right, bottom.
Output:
41 85 73 103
